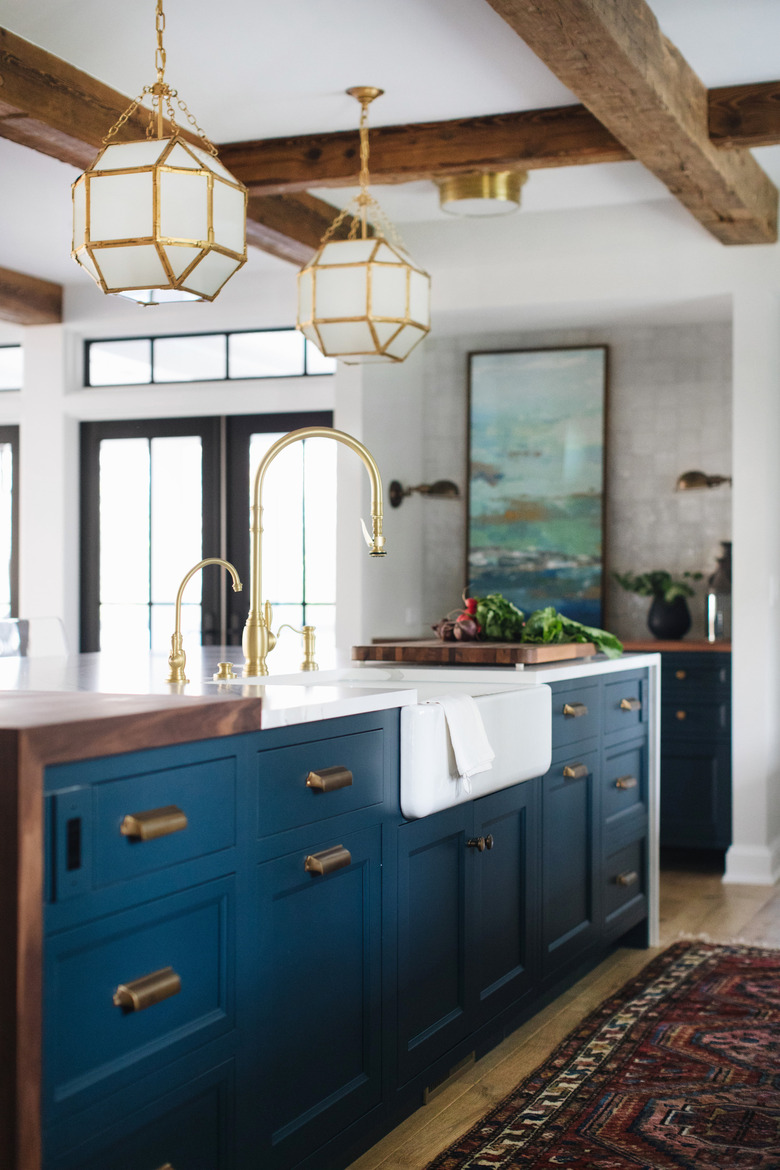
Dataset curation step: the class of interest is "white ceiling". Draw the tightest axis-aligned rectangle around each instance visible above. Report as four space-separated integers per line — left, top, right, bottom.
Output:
0 0 779 291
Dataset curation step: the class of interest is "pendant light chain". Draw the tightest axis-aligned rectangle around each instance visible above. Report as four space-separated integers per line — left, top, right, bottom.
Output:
101 0 218 155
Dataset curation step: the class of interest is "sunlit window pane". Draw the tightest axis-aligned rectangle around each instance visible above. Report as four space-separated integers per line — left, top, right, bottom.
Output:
228 330 305 378
99 604 152 654
303 438 336 604
99 440 150 605
250 434 304 604
154 334 226 382
89 339 152 386
305 342 337 375
305 603 336 661
0 346 23 391
150 436 202 603
0 442 13 616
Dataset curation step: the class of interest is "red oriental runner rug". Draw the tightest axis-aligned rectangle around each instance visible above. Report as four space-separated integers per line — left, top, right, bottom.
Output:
425 941 780 1169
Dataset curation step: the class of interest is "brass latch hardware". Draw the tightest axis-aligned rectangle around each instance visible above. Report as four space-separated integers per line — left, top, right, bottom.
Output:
113 966 181 1012
563 762 588 780
619 697 641 711
615 775 638 790
466 835 494 852
615 870 639 887
306 765 353 792
676 710 687 721
304 845 352 875
120 805 188 841
563 702 588 718
675 669 687 680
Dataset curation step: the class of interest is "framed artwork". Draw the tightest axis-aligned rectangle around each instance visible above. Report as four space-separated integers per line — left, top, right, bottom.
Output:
467 346 608 627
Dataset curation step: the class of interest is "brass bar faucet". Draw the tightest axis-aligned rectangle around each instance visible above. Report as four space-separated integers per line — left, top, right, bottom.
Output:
167 558 243 684
242 426 386 677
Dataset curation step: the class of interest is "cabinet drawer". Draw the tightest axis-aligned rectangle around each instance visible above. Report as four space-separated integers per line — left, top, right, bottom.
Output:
603 673 647 737
44 878 234 1120
662 653 730 695
550 682 601 748
602 738 647 825
256 728 385 837
603 839 646 926
662 698 730 741
45 1060 233 1170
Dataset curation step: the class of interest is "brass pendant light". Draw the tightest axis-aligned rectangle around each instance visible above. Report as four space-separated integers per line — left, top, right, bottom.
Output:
71 0 248 305
296 87 431 364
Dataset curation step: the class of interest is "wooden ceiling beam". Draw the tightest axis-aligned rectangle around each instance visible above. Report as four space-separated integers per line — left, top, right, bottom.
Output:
0 266 62 326
709 80 780 149
481 0 776 244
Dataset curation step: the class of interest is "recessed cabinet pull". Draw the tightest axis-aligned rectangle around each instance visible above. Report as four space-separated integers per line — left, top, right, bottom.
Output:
120 805 188 841
676 710 687 721
304 845 352 875
675 669 687 680
615 870 639 887
619 697 641 711
563 762 588 780
306 765 353 792
113 966 181 1013
562 702 588 718
466 835 494 852
615 775 638 790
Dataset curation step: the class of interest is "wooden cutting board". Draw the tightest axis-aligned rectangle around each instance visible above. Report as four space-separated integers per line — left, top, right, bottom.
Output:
351 640 597 665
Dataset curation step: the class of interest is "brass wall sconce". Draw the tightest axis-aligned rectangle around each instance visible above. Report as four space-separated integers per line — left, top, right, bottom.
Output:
675 470 733 491
389 479 460 507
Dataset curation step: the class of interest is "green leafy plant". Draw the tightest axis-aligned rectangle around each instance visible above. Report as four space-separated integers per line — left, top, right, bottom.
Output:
474 593 525 641
612 569 702 603
521 606 623 659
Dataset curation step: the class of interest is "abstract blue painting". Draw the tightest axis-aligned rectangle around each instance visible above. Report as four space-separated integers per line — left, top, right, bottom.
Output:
468 347 607 627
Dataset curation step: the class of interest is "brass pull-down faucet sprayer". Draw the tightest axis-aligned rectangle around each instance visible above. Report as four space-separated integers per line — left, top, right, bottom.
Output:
242 426 386 677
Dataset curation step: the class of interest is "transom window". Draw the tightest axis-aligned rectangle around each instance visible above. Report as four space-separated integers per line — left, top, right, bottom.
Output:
86 329 336 387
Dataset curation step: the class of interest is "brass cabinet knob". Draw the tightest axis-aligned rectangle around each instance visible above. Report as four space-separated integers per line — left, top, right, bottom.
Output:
466 835 494 852
615 870 639 887
306 765 353 792
563 762 588 780
113 966 181 1012
676 710 687 721
615 775 638 790
619 697 641 711
304 845 352 875
120 805 188 841
675 669 687 680
562 702 588 718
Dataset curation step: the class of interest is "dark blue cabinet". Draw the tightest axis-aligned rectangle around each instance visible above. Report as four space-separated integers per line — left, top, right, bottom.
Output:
396 781 539 1087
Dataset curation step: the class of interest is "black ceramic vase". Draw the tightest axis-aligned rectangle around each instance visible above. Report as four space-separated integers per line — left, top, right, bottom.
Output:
647 595 691 640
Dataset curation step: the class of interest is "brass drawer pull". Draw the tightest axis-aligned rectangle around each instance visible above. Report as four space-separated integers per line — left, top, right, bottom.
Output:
562 702 588 718
676 709 687 721
306 765 353 792
113 966 181 1013
615 870 639 887
467 835 494 852
615 775 638 790
155 1165 174 1170
120 805 188 841
619 697 641 711
304 845 352 875
563 762 588 780
675 669 687 680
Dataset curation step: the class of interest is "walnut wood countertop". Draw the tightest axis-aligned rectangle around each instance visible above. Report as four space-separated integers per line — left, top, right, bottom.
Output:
621 639 732 653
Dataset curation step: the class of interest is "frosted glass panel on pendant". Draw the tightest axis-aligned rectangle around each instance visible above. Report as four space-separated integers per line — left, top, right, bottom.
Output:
166 142 202 170
190 144 237 185
160 171 209 241
409 269 430 325
212 182 246 254
319 239 375 266
298 270 313 322
372 322 402 347
387 324 426 359
98 140 169 170
72 181 86 243
316 266 367 317
94 245 168 289
163 246 202 279
99 439 150 604
187 251 242 297
371 264 407 317
89 172 153 241
317 321 375 352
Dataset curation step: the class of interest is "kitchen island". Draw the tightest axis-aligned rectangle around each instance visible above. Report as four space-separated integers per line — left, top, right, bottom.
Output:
1 648 658 1170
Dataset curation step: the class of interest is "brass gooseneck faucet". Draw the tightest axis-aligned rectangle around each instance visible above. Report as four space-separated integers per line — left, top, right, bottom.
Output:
242 426 386 677
167 558 243 684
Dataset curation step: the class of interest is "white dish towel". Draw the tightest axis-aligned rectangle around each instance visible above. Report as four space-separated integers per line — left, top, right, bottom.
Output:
424 693 495 794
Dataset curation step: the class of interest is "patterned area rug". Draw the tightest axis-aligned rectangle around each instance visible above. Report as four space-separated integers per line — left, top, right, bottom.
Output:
425 941 780 1169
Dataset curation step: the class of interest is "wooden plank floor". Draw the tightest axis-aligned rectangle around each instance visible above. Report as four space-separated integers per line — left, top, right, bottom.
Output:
347 858 780 1170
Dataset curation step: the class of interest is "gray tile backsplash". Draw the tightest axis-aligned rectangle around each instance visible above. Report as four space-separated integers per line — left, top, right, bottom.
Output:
419 321 732 641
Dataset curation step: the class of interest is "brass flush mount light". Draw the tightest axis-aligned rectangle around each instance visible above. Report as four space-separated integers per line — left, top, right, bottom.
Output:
436 171 527 216
71 0 247 305
675 470 733 490
296 87 431 364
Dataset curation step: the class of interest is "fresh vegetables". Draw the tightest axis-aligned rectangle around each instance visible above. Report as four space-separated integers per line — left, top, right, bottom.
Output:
432 593 623 659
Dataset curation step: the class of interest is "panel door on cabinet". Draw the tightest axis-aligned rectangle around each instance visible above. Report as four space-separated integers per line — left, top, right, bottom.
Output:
660 742 732 849
541 748 599 980
253 823 383 1170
